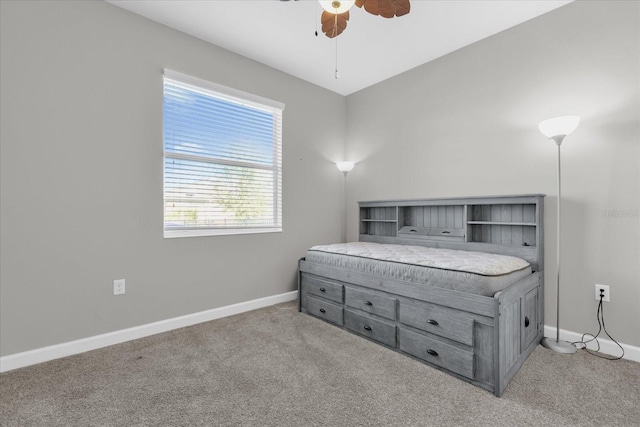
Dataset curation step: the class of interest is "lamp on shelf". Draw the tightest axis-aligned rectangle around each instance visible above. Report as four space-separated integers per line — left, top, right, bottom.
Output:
336 161 355 242
538 115 580 354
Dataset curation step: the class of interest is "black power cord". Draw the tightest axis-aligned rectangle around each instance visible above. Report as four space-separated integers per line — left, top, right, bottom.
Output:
573 292 625 360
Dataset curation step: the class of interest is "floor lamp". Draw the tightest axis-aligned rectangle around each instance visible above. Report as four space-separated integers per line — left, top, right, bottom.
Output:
538 115 580 354
336 161 355 243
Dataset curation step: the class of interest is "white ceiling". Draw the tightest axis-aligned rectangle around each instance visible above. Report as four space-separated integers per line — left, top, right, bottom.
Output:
107 0 573 96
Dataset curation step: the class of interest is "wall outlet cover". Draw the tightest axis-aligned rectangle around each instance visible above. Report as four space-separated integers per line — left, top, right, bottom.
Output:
595 284 610 302
113 279 126 295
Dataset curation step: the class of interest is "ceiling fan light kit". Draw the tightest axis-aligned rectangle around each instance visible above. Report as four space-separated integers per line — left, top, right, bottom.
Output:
320 1 355 15
283 0 412 79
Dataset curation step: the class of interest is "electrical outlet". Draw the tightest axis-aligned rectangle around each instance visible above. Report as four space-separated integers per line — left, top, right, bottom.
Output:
113 279 126 295
595 284 609 302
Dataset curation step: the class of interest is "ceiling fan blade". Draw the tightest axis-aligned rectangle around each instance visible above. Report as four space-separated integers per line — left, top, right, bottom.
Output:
394 0 410 17
356 0 410 18
321 10 350 38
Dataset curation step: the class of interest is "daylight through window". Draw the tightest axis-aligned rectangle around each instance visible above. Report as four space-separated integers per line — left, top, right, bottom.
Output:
163 70 284 238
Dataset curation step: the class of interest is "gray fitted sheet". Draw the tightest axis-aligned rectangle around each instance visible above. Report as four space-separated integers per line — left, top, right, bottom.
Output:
306 242 532 297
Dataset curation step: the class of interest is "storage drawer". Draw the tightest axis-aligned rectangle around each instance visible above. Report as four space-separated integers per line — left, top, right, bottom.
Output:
302 274 344 304
345 287 396 320
399 327 474 379
345 310 396 348
306 295 343 326
399 300 474 346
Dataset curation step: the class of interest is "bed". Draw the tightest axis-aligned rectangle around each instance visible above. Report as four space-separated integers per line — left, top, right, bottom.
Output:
298 195 545 396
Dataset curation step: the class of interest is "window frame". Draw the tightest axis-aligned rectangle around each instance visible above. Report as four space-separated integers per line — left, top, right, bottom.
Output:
162 69 284 238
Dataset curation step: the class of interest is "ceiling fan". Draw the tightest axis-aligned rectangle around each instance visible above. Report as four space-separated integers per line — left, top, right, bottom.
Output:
281 0 411 79
319 0 411 38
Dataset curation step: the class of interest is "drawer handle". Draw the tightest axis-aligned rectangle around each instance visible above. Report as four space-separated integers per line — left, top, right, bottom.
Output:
319 308 326 313
364 301 373 306
524 316 530 328
319 287 326 292
427 349 439 357
363 325 372 331
427 319 439 326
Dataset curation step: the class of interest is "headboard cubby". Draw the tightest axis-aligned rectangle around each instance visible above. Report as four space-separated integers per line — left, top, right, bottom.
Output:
358 194 545 271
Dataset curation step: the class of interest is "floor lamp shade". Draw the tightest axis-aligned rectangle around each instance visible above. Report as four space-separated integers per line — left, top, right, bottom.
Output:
539 115 579 354
538 116 580 144
336 161 355 173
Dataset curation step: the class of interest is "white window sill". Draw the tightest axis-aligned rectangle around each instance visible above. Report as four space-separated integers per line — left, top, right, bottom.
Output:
164 227 282 239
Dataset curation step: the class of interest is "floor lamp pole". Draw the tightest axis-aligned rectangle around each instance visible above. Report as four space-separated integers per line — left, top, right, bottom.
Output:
336 162 354 243
540 136 577 354
343 172 348 243
556 142 562 342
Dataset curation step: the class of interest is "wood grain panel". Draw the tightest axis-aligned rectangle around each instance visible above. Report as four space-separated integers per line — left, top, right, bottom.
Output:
521 286 539 352
524 226 536 247
346 286 396 320
306 295 344 326
454 206 464 228
473 322 495 385
501 300 520 374
413 206 424 227
437 206 446 228
523 204 536 223
501 205 512 244
302 274 344 304
399 300 474 346
345 310 397 348
399 327 474 379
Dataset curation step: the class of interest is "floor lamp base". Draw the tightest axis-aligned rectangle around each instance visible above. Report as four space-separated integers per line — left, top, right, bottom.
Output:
541 337 577 354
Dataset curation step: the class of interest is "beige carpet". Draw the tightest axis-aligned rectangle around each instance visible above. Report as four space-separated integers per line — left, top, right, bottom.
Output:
1 301 638 426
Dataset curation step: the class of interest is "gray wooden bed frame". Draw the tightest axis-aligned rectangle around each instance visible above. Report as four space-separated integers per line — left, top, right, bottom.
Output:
298 194 545 397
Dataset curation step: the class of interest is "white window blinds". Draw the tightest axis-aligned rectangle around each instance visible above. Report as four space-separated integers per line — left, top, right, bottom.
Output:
163 70 284 238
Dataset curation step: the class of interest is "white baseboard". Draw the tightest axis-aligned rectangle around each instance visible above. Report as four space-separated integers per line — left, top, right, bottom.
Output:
0 290 298 373
544 325 639 362
3 297 636 373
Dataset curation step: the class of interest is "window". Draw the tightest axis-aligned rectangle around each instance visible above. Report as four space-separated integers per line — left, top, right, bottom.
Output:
163 70 284 238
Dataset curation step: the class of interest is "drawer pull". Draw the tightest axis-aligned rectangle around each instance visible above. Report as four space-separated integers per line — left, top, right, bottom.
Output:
319 308 326 313
364 301 373 306
319 287 326 292
427 319 439 326
524 316 530 328
426 349 439 357
363 325 372 331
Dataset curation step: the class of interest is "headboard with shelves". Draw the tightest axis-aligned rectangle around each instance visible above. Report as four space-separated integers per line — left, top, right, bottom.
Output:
358 194 545 271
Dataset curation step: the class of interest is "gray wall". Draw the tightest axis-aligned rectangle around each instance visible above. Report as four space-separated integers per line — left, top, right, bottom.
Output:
2 0 638 358
346 1 640 346
0 1 346 356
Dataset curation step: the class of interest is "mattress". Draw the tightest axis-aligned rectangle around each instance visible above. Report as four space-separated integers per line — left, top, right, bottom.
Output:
306 242 532 297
